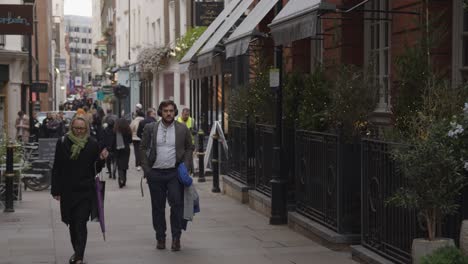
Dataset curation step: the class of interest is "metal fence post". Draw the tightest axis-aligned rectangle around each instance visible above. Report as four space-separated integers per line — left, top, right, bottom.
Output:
198 129 206 183
4 144 15 213
212 130 220 192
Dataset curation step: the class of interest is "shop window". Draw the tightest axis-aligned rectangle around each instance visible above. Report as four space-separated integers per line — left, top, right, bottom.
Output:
364 0 391 111
0 35 5 49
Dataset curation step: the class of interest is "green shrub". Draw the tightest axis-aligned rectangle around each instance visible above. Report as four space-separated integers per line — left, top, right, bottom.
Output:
421 246 468 264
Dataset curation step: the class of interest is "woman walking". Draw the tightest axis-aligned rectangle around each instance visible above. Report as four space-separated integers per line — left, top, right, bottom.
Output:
113 118 132 188
130 109 144 171
51 116 108 264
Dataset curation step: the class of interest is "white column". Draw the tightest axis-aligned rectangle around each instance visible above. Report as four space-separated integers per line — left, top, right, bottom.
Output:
151 74 159 108
158 72 164 102
7 82 22 139
184 73 190 109
174 71 181 108
180 0 187 36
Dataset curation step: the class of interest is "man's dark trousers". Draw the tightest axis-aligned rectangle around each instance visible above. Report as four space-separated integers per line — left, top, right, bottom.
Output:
147 168 184 241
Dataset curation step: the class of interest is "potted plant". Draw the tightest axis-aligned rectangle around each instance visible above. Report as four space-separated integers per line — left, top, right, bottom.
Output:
388 92 468 263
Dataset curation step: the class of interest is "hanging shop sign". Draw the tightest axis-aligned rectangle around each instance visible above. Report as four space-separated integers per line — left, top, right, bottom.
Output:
0 5 33 35
195 2 224 27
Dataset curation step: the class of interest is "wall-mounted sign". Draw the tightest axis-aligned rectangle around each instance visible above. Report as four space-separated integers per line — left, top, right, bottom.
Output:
269 68 280 88
58 58 66 72
195 2 224 27
31 82 48 93
0 5 33 35
75 76 82 86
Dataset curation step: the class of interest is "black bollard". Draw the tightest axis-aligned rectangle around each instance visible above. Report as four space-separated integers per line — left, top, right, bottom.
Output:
211 131 220 193
4 144 15 212
197 129 206 183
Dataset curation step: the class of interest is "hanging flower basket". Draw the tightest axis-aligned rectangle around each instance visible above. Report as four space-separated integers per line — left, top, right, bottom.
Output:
137 45 173 74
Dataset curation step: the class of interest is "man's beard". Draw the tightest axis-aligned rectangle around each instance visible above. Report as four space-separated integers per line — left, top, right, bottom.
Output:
162 116 174 125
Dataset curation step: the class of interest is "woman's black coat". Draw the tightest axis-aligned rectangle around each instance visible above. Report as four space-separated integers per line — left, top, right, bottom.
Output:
51 136 105 225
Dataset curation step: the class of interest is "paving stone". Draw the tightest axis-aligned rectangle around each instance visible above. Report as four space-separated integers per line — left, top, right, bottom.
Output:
0 148 357 263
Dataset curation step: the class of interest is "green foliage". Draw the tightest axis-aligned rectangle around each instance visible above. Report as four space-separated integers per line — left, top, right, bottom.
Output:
0 135 24 165
392 9 448 135
388 119 465 240
327 64 378 138
393 45 430 133
297 68 330 131
228 50 274 123
387 82 468 240
421 246 468 264
282 68 330 131
174 27 207 61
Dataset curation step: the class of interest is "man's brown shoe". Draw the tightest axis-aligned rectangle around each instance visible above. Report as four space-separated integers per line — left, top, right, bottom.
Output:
156 240 166 250
171 239 181 251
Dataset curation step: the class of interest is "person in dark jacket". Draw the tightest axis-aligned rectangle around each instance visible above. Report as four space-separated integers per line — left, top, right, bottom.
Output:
51 115 108 264
90 113 103 142
42 112 53 138
102 119 116 179
113 118 132 188
47 113 62 138
137 108 157 139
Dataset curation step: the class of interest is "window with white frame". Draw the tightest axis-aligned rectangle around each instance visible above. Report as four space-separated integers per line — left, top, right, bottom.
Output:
0 35 5 49
453 2 468 83
310 19 323 71
365 0 391 112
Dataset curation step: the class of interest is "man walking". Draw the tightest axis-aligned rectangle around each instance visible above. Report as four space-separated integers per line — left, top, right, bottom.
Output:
140 100 193 251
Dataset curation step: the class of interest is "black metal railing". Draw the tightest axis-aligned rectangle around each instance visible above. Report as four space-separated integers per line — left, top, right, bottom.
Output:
295 130 361 234
254 123 275 196
295 130 339 231
227 120 255 186
362 139 466 264
362 139 418 264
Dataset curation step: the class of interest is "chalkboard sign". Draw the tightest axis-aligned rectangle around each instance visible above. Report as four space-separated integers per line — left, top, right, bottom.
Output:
38 138 58 161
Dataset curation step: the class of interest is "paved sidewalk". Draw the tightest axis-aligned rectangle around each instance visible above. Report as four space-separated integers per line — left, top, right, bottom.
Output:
0 166 357 264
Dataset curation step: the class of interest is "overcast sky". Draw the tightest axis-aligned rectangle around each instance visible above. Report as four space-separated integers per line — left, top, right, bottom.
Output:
64 0 92 17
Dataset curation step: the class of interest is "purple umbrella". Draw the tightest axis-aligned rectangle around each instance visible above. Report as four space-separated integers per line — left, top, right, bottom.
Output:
95 176 106 241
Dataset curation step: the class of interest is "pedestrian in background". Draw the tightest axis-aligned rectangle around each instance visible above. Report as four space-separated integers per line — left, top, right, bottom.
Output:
140 100 193 251
46 113 62 138
113 118 132 188
130 109 145 171
51 115 108 264
102 118 116 179
15 111 30 142
31 112 41 142
137 108 157 140
177 108 195 173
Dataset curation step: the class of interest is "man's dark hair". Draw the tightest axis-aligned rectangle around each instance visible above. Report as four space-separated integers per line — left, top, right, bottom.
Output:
159 100 177 110
146 108 156 117
17 111 24 116
106 109 112 114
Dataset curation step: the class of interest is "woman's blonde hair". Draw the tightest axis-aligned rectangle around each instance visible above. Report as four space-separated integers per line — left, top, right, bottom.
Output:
70 115 90 137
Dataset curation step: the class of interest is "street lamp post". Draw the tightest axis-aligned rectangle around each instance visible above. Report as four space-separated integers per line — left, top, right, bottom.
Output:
269 0 287 225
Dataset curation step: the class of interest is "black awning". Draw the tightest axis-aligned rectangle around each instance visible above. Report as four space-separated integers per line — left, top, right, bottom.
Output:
225 0 279 58
269 0 335 45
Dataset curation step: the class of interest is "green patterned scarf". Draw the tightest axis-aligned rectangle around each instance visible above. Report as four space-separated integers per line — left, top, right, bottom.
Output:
67 132 88 160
